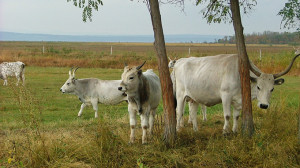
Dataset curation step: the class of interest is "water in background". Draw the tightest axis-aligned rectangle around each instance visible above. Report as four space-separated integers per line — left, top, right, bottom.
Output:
0 32 224 43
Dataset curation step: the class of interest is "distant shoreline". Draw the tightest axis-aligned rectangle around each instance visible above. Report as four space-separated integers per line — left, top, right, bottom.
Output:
0 31 224 43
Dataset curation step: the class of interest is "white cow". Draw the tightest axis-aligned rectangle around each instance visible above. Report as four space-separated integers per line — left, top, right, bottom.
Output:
173 54 299 133
118 62 161 144
60 67 127 118
0 61 25 86
169 57 207 131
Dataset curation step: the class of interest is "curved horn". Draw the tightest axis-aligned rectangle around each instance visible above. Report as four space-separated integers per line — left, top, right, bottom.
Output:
136 61 146 70
249 61 261 77
168 56 172 61
273 54 300 79
69 67 74 76
73 67 80 77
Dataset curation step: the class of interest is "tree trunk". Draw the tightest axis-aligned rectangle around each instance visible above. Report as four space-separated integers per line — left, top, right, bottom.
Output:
298 103 300 144
148 0 176 146
230 0 254 137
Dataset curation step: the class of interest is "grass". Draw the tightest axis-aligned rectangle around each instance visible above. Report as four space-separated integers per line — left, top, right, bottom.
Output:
0 42 299 167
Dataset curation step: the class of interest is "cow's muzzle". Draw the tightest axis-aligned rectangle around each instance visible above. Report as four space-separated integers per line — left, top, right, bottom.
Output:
260 104 269 109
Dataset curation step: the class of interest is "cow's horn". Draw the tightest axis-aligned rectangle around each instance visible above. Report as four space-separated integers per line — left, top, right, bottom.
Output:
73 67 80 77
249 61 261 77
168 56 172 61
136 61 146 70
273 54 300 79
69 67 74 76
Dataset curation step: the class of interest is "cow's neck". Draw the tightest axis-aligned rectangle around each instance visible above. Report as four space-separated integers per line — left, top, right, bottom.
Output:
127 75 149 114
73 80 86 98
138 75 149 105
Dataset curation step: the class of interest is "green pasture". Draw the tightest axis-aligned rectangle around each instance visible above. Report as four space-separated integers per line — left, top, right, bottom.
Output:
0 65 299 168
0 66 299 128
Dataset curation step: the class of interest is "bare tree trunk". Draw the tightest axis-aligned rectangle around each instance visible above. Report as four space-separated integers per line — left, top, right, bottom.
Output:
230 0 254 137
148 0 176 146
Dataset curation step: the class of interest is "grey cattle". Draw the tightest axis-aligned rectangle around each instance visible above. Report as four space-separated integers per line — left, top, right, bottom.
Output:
173 54 299 133
0 61 25 86
60 67 127 118
118 62 161 144
169 57 207 130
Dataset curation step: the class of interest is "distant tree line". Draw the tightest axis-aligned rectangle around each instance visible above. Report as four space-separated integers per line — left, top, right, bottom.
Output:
217 31 299 45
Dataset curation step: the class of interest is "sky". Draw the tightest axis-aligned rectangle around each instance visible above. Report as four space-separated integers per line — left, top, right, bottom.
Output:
0 0 296 36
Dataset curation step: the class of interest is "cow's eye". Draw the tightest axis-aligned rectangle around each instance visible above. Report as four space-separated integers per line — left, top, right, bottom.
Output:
271 88 274 92
129 77 134 80
257 86 260 90
67 83 70 86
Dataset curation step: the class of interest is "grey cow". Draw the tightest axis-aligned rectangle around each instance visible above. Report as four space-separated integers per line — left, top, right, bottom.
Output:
118 62 161 144
173 54 299 134
60 67 127 118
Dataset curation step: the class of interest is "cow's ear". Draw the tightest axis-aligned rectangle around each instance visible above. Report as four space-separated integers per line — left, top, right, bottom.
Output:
274 78 284 85
138 70 142 76
250 76 257 83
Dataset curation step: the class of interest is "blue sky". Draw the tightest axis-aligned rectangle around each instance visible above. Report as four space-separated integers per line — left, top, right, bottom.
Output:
0 0 295 36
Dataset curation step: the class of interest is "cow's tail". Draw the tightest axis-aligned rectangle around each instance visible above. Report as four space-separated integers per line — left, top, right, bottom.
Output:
171 70 177 109
174 93 177 109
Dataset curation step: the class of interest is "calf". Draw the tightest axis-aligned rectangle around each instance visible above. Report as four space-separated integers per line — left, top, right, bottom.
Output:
60 67 127 118
118 62 161 144
0 61 25 86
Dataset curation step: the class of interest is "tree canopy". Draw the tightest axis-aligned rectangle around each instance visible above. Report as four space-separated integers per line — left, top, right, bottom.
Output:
67 0 103 22
196 0 257 24
278 0 300 32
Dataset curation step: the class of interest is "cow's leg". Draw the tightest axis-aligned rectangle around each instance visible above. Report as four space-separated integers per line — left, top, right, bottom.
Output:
91 100 98 118
128 104 136 144
3 76 7 86
149 109 156 136
21 73 25 86
176 96 185 131
78 103 86 117
189 101 199 131
221 94 232 134
15 74 20 86
179 101 186 127
201 105 207 121
188 102 192 124
140 112 149 144
232 107 240 133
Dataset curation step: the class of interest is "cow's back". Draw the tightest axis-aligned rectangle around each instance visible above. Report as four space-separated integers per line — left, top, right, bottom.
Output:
174 54 240 106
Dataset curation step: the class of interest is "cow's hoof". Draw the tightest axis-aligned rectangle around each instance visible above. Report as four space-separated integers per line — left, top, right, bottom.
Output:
223 129 231 136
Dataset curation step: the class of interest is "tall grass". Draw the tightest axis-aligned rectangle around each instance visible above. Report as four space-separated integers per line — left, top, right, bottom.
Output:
1 84 299 167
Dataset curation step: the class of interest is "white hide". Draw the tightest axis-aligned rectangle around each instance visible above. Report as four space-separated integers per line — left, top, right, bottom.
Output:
60 68 127 118
0 61 25 86
173 54 292 134
169 58 207 130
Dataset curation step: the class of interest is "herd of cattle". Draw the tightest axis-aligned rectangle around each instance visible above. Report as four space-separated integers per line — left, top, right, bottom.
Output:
1 50 299 144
